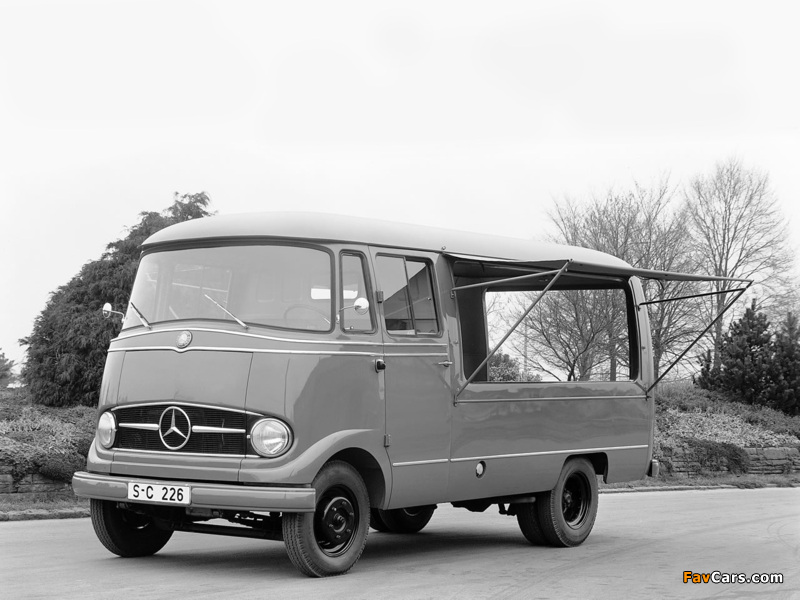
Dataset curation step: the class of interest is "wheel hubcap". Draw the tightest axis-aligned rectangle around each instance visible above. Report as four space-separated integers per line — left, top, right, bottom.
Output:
561 473 590 529
314 488 357 557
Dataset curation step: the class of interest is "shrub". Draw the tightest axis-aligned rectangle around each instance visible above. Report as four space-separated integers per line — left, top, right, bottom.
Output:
659 408 798 448
656 382 800 442
0 392 95 484
38 453 86 483
654 436 750 476
0 437 38 481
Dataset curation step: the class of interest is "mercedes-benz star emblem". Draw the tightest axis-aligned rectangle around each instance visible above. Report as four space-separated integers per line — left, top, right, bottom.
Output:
159 407 191 450
176 331 193 349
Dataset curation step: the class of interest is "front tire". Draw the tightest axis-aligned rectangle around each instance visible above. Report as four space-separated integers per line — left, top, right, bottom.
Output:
533 457 598 547
283 461 370 577
374 506 436 534
90 499 173 557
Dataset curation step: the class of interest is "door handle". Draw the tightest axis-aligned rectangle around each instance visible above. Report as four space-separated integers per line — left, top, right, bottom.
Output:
437 360 453 367
375 359 386 372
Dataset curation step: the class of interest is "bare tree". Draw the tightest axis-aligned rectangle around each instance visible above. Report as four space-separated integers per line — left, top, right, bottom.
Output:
685 158 794 368
494 290 612 381
549 178 702 380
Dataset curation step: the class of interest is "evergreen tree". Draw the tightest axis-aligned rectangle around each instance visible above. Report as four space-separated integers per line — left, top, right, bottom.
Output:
720 299 772 405
766 312 800 415
0 349 14 388
695 348 721 391
20 193 212 406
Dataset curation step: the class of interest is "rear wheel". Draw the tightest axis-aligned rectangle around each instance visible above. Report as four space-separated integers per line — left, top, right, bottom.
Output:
515 502 547 545
533 458 598 547
283 461 370 577
375 506 436 534
370 508 391 532
90 499 173 557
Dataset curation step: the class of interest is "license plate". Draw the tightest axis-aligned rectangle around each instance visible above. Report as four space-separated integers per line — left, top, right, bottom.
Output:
127 482 191 505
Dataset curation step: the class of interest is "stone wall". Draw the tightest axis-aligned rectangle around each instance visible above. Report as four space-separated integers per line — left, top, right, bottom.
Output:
745 447 800 475
0 465 71 497
667 446 799 477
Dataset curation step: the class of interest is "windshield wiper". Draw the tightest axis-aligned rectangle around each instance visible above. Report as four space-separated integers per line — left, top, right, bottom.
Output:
128 301 152 330
204 294 249 330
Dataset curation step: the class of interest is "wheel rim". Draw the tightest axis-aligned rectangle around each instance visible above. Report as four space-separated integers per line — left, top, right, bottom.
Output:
314 486 358 557
561 472 591 529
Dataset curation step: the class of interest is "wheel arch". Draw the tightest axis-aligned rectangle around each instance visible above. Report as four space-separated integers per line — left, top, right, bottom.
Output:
566 452 608 482
328 447 388 509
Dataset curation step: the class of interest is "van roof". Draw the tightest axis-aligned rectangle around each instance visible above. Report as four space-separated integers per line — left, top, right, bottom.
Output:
142 211 743 283
143 210 629 267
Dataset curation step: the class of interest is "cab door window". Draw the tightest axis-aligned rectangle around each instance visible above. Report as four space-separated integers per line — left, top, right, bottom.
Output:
340 252 375 332
376 255 440 335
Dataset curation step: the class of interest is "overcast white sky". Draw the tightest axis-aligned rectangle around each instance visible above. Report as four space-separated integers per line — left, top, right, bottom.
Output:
1 0 799 370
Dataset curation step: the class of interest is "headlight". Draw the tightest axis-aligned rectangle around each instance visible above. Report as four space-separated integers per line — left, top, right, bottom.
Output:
250 418 292 457
97 411 116 449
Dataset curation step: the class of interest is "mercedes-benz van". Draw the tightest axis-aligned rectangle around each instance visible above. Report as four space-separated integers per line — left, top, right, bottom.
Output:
73 212 733 577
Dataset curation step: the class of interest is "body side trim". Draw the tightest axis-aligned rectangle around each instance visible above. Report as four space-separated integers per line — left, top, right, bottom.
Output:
456 394 647 403
391 458 450 467
114 326 446 349
450 444 649 463
107 345 382 357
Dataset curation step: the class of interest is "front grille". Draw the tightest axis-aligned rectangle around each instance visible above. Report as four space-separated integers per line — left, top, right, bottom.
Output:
113 404 248 456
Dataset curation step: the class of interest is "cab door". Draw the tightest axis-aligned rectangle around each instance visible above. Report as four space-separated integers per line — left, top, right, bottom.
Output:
370 249 453 508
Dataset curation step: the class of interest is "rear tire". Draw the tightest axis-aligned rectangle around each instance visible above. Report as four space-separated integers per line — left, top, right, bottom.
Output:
535 457 598 547
90 499 173 557
283 461 370 577
375 506 436 534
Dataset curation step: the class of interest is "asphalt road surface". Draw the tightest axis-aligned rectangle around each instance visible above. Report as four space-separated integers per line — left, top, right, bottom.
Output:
1 488 798 600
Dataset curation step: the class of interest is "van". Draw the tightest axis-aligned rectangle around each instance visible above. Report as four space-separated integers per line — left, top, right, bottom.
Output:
72 212 743 577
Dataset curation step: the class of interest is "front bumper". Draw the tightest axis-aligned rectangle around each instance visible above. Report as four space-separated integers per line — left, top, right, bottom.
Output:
72 471 316 513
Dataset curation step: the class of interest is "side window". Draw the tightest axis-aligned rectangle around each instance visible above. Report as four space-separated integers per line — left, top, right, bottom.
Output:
340 253 374 332
376 255 440 336
484 288 631 382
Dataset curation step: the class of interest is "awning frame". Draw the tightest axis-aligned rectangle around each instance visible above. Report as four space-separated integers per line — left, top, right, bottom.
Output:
446 252 753 396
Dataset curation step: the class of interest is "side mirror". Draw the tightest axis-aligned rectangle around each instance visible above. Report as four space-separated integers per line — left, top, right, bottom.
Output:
102 302 125 320
353 297 370 315
340 297 370 315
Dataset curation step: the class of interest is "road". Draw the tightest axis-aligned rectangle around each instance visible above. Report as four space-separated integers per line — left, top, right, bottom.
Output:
1 488 798 600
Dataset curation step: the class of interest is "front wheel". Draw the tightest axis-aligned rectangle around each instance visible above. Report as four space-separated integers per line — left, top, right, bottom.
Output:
90 499 173 557
531 457 598 547
282 461 370 577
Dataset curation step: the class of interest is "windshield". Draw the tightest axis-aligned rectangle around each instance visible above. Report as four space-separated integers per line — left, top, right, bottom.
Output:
124 244 334 332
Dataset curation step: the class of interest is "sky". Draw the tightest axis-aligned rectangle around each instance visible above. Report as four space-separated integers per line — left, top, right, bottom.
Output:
1 0 799 371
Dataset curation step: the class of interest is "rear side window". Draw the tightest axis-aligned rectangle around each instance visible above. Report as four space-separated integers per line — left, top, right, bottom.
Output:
376 256 440 336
